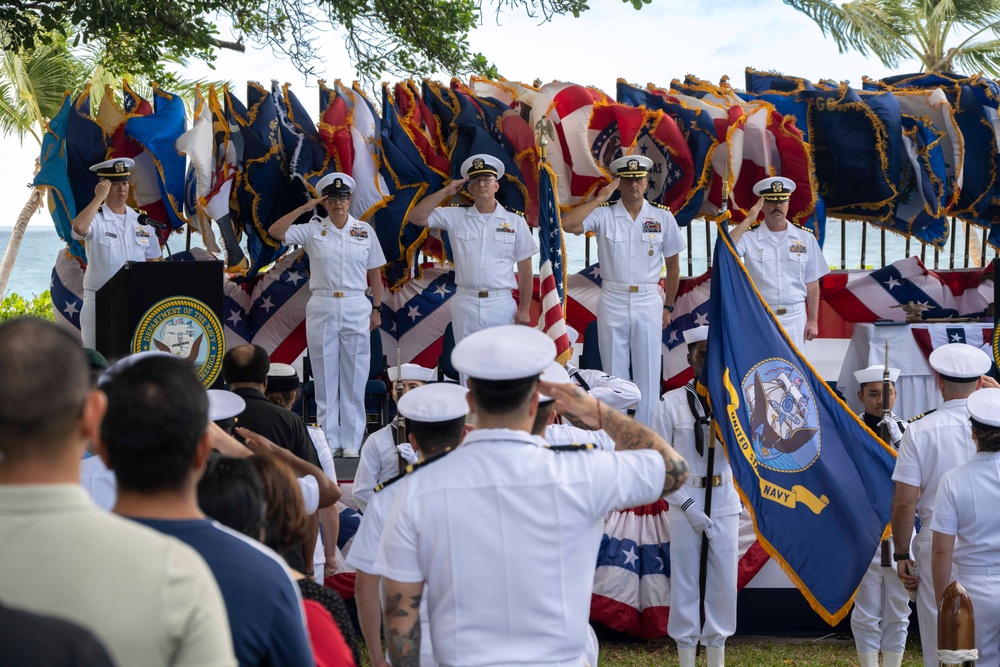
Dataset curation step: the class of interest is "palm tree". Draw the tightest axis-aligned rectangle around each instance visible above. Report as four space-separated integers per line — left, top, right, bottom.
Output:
784 0 1000 75
0 30 87 297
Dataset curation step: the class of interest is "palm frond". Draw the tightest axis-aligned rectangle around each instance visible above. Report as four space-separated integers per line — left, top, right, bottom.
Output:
952 37 1000 76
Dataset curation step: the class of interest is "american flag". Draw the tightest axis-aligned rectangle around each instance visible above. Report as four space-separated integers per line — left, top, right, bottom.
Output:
537 162 571 363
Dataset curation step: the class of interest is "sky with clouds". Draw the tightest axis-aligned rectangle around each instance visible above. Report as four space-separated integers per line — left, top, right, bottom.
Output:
1 0 921 226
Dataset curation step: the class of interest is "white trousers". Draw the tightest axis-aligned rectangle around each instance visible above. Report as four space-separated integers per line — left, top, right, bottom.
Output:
597 290 661 425
451 292 516 386
306 294 370 451
955 571 1000 667
81 288 97 348
850 540 911 654
776 307 806 350
914 534 944 667
667 510 739 648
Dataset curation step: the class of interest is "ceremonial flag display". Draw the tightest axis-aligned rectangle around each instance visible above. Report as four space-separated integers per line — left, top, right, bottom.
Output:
702 224 898 624
536 162 571 364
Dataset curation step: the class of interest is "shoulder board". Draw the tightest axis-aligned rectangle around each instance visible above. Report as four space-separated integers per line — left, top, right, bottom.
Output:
545 443 597 452
507 209 525 218
375 447 453 491
651 202 671 211
597 201 613 207
448 204 470 207
908 409 936 424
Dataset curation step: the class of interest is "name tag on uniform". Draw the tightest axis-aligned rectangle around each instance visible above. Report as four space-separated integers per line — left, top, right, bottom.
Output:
349 227 368 239
789 241 807 255
105 231 118 239
642 220 661 234
495 222 515 234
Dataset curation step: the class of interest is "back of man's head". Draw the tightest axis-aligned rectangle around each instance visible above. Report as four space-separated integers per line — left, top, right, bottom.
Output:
467 376 539 418
407 416 466 457
101 356 208 494
530 401 556 436
0 318 90 460
222 344 270 386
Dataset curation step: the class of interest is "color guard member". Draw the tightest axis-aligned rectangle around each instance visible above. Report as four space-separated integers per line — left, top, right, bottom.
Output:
561 155 686 425
271 172 386 458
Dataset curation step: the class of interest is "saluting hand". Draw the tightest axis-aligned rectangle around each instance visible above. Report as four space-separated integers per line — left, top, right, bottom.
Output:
446 178 467 195
305 197 325 211
594 178 620 204
538 381 601 429
743 197 765 224
235 426 279 455
94 178 112 203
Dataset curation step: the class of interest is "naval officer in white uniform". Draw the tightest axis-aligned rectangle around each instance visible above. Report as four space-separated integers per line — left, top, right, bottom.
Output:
890 343 991 667
71 158 161 348
374 325 690 666
851 364 910 667
352 362 435 512
932 387 1000 667
409 154 538 348
651 326 740 667
561 155 686 425
271 172 386 458
347 382 469 667
729 177 828 349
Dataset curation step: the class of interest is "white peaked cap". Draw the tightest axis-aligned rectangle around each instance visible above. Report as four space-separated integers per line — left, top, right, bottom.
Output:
452 325 555 380
397 383 470 422
208 390 246 421
538 361 571 402
929 343 992 382
854 364 901 385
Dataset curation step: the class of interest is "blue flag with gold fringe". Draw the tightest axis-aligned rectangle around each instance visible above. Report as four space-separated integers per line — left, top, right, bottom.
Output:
702 223 897 625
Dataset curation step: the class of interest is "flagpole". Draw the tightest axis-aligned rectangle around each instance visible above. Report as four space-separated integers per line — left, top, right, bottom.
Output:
699 171 728 631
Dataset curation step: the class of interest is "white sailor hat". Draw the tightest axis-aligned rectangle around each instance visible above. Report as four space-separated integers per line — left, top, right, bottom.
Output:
609 154 653 179
316 172 355 197
565 325 580 344
98 351 176 387
538 361 572 402
388 363 435 384
207 389 246 422
854 364 900 385
753 176 795 201
968 388 1000 428
397 383 470 422
90 157 134 182
266 363 299 392
929 343 992 382
460 154 505 180
452 324 555 381
684 326 709 345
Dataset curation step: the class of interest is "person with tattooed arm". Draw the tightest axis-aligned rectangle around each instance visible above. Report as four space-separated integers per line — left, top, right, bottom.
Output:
373 325 689 666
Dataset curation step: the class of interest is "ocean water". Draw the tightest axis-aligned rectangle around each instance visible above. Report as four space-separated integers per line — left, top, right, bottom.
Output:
2 219 994 299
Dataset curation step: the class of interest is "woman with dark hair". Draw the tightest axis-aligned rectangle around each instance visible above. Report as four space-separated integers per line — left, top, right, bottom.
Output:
200 452 360 667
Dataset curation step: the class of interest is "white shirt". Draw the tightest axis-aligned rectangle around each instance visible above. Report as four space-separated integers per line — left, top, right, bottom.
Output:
353 423 400 513
374 428 665 666
566 365 641 412
581 200 685 285
892 399 976 528
541 423 616 452
653 383 741 516
284 215 386 292
932 451 1000 568
427 205 537 290
72 206 161 291
734 222 828 308
345 476 435 666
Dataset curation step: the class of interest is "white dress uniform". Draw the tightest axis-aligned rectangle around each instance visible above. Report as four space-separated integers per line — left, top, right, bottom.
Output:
892 399 976 667
542 423 616 452
72 205 161 347
734 223 828 349
851 411 911 664
582 199 685 425
652 381 741 656
285 214 386 453
565 363 641 412
933 452 1000 667
427 205 537 343
346 475 436 667
353 422 404 513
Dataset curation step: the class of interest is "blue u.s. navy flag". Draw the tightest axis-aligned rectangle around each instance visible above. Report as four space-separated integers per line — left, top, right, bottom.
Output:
702 223 897 624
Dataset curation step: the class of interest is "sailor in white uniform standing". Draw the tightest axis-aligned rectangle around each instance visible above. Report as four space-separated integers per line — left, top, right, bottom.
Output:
271 172 386 458
890 343 991 667
71 158 161 348
850 364 910 667
347 383 469 667
651 326 739 667
729 177 828 349
409 154 538 349
932 387 1000 667
561 155 686 425
373 325 690 666
352 362 434 512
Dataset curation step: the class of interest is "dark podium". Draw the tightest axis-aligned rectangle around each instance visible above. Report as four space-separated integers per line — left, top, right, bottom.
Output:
95 260 226 387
